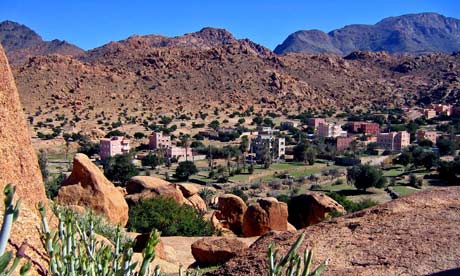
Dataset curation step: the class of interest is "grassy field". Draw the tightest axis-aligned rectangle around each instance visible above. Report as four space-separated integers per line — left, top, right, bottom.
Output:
392 185 420 197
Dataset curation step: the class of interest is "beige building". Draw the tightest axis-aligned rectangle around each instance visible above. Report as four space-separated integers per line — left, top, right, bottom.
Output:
377 131 410 151
317 123 347 138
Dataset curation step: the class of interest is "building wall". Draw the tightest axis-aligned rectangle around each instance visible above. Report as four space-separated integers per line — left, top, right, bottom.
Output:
417 130 437 144
307 118 326 129
100 136 130 159
149 132 171 149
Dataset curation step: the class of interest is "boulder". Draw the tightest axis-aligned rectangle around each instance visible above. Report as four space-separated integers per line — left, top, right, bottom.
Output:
185 194 207 212
131 233 167 260
191 237 248 266
56 153 129 226
288 193 345 229
216 194 247 235
242 197 288 237
206 187 460 276
0 44 50 274
125 176 185 205
177 183 199 197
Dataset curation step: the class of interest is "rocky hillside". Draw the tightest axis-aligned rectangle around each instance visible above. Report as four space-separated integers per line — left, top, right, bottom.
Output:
0 20 457 126
275 13 460 55
0 44 49 274
206 186 460 275
0 20 84 64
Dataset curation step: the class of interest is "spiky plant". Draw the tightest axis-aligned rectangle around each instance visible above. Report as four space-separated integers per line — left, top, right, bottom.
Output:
267 232 328 276
38 203 160 276
0 184 31 276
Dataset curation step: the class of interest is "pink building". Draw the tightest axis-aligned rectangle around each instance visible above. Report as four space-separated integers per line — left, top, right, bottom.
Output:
166 146 193 160
149 132 171 149
377 131 410 151
307 118 326 130
317 123 347 138
336 137 355 152
423 109 436 119
349 122 380 136
100 136 130 159
432 104 452 116
417 130 437 144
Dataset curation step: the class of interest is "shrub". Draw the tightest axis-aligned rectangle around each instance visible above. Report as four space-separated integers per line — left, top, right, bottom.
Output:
347 164 387 191
103 154 139 185
175 161 198 181
231 188 248 202
127 197 214 236
45 173 66 199
326 192 377 213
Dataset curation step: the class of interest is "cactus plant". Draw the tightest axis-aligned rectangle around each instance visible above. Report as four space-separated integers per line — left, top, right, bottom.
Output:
38 203 160 276
267 232 328 276
0 184 31 276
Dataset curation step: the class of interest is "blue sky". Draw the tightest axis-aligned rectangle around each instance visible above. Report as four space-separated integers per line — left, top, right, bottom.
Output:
1 1 459 50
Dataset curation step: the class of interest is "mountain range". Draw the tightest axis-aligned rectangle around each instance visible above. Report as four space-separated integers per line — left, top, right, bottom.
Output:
0 20 84 64
274 13 460 55
0 14 459 128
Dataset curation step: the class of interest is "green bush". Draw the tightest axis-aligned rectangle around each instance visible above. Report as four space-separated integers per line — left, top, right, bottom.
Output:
175 161 198 181
326 192 377 213
127 197 214 236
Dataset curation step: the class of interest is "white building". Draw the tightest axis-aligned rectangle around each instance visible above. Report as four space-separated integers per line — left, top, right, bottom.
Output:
317 123 347 138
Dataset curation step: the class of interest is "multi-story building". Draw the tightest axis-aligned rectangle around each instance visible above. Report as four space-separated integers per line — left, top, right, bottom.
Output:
335 136 356 152
349 122 380 136
307 118 326 130
432 104 452 116
149 132 171 150
100 136 130 160
377 131 410 151
423 108 436 119
317 123 347 138
416 130 438 144
251 132 285 161
166 146 193 160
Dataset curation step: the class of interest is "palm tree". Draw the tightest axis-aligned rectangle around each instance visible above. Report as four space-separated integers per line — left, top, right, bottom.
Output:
180 134 190 162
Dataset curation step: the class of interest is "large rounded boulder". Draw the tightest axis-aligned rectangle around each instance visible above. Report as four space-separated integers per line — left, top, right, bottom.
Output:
288 193 345 229
215 194 247 235
125 176 185 205
56 153 129 226
242 197 289 237
191 237 248 266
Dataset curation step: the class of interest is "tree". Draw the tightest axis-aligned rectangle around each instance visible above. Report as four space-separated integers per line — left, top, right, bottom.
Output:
105 130 125 138
103 154 139 185
208 120 220 131
418 139 433 148
134 132 145 139
347 164 387 191
438 160 460 182
293 142 315 164
38 149 49 182
175 161 198 181
305 147 316 165
436 138 453 156
78 136 99 157
142 153 159 168
179 134 191 161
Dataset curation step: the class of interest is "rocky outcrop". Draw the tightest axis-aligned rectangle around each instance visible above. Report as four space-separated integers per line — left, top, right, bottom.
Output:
206 187 460 276
56 153 129 226
184 194 207 212
191 237 248 266
0 43 50 275
288 193 345 229
125 176 185 205
242 197 288 237
215 194 247 235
